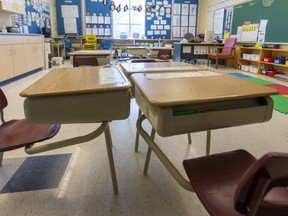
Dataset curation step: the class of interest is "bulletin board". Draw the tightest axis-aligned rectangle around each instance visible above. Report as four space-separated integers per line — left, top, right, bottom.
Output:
85 0 111 37
213 8 225 39
56 0 83 36
172 0 198 39
145 0 172 39
12 0 50 34
223 7 233 39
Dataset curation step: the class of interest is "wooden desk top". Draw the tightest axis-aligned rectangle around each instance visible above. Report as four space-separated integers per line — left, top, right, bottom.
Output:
20 67 131 98
69 50 113 56
120 62 206 75
174 42 223 46
131 73 278 107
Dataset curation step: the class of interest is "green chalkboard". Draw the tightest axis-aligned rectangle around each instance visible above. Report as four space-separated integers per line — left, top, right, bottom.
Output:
232 0 288 43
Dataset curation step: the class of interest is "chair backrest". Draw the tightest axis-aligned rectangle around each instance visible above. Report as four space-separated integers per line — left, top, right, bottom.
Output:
85 34 97 44
157 49 172 59
0 89 8 111
221 38 237 55
74 57 99 67
234 152 288 215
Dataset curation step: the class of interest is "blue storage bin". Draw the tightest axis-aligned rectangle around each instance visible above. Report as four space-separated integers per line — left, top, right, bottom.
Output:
274 58 285 64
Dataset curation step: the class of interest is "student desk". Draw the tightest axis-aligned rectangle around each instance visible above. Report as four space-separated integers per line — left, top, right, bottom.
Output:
119 61 207 152
126 46 148 58
148 47 174 58
119 61 206 96
20 66 131 193
69 50 113 66
130 72 277 191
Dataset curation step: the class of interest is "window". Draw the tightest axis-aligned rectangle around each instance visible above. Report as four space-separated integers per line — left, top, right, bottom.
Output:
112 0 145 39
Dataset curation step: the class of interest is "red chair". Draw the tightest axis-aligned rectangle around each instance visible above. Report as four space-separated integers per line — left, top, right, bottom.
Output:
0 89 60 166
73 56 99 67
183 149 288 216
207 38 237 69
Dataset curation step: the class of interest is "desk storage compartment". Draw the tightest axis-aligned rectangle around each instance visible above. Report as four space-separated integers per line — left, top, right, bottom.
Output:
135 88 273 137
24 90 131 123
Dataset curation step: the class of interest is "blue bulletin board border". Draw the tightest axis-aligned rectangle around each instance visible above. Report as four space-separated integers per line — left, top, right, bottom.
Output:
56 0 83 36
85 0 111 37
172 0 198 38
12 0 50 34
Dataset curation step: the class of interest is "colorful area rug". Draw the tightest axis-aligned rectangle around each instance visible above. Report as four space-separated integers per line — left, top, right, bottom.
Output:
228 72 288 114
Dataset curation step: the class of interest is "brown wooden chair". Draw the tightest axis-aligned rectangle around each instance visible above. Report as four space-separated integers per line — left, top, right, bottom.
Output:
183 149 288 216
207 38 237 69
73 56 99 67
0 89 60 166
157 49 172 59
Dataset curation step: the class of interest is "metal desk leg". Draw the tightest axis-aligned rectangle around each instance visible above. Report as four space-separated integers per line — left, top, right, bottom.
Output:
104 123 118 193
137 114 194 192
187 133 192 144
134 108 142 152
24 122 119 194
143 128 156 175
0 152 3 166
206 130 211 156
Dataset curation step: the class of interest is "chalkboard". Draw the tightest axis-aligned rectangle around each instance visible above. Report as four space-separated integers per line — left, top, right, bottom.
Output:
232 0 288 43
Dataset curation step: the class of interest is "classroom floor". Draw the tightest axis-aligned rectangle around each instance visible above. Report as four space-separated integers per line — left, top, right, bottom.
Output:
0 60 288 216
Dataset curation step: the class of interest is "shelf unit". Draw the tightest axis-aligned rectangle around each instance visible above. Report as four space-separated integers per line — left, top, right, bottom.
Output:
238 47 288 75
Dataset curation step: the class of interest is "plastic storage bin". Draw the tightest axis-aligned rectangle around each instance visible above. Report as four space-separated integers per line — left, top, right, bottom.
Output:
243 54 251 60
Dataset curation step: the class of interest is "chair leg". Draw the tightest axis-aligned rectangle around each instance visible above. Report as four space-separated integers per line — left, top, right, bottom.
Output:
134 108 142 152
143 128 156 175
104 123 118 194
0 152 3 166
215 57 218 69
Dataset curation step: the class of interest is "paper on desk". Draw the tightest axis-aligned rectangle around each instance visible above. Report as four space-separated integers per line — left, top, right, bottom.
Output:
98 68 125 85
145 71 221 80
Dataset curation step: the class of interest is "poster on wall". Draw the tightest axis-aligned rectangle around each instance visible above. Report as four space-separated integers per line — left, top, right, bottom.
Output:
172 0 198 39
12 0 51 34
213 8 225 38
145 0 172 39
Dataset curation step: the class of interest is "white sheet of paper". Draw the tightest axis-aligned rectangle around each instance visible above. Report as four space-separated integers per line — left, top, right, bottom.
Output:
181 4 189 15
91 16 98 24
189 15 196 26
92 28 98 35
64 17 77 33
173 27 180 37
183 46 191 53
86 16 92 23
173 15 180 26
104 28 111 36
181 15 188 26
164 25 170 30
61 5 79 18
98 28 104 35
98 16 104 24
161 30 166 35
105 16 111 24
190 4 197 16
86 28 92 35
173 3 180 15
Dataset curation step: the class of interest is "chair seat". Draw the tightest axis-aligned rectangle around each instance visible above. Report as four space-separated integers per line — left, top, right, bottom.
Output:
183 149 288 216
0 119 60 152
183 150 256 216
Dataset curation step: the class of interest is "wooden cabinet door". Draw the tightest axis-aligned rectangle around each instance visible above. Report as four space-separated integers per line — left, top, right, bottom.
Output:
24 44 36 72
12 44 26 76
34 43 44 69
0 46 14 81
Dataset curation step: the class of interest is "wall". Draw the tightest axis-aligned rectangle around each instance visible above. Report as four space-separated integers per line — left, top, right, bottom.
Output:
0 13 12 28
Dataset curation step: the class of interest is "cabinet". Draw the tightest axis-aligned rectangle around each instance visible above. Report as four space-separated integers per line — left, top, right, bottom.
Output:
24 36 44 72
238 47 288 75
0 34 44 82
0 36 26 80
0 0 25 14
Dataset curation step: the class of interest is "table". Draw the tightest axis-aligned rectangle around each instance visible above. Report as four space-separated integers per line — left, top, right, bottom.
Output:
20 66 131 193
50 41 64 58
69 50 113 66
130 72 277 191
173 42 223 62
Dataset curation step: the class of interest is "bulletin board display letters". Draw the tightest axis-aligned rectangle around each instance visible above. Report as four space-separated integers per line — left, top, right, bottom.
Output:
85 0 111 37
12 0 50 34
172 0 198 39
